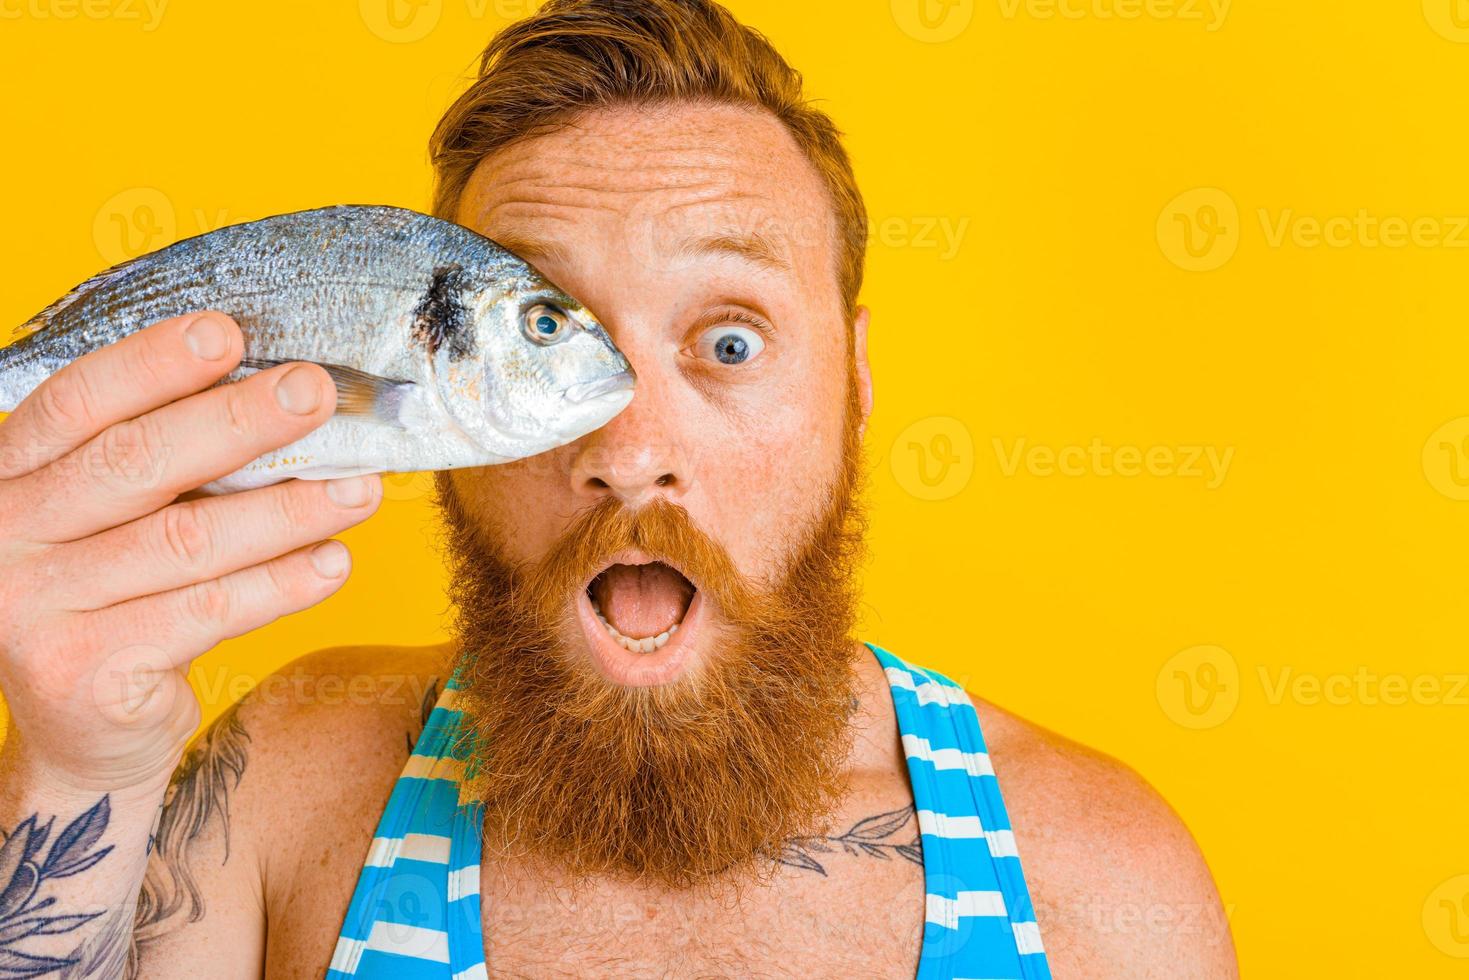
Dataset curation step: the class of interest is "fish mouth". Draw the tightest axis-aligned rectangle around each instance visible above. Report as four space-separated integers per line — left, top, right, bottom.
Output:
563 369 636 405
577 553 702 686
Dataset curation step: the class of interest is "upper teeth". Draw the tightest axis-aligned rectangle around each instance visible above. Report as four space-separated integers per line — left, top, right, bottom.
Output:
591 599 678 654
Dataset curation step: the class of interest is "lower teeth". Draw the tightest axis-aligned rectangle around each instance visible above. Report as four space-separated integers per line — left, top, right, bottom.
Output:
591 601 679 653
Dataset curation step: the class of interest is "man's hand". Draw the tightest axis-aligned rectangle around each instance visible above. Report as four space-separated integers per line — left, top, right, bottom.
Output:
0 311 382 794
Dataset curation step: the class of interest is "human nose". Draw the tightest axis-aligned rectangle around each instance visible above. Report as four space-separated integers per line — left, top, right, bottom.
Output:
567 381 691 506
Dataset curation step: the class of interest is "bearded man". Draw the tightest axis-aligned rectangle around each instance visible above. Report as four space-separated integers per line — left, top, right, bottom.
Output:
0 1 1236 977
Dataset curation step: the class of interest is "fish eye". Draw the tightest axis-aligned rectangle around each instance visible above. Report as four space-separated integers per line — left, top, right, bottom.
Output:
523 304 571 345
693 325 766 366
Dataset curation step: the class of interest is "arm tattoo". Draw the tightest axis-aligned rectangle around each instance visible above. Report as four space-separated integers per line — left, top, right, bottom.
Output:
777 806 923 877
0 703 251 978
405 677 441 755
0 795 116 978
129 701 250 969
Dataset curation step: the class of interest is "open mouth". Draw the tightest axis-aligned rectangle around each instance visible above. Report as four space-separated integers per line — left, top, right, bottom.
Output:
586 559 696 654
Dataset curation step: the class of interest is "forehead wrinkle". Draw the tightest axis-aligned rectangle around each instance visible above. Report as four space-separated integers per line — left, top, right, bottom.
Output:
484 149 743 195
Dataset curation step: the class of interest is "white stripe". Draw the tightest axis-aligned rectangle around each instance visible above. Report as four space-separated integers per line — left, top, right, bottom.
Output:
364 921 450 963
985 829 1019 858
902 733 993 776
926 890 1008 929
328 936 365 975
363 835 401 868
363 833 451 868
1013 920 1046 955
399 833 452 864
453 964 489 980
915 810 1020 858
884 667 970 707
917 809 985 838
448 865 480 899
401 754 467 782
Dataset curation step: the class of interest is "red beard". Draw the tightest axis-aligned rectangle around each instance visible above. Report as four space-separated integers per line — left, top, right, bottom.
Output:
435 387 867 886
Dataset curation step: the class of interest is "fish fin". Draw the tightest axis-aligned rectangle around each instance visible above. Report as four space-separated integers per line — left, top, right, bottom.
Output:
239 357 417 426
15 254 149 337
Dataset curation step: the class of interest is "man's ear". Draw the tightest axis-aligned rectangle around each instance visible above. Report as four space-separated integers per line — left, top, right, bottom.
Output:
854 305 874 437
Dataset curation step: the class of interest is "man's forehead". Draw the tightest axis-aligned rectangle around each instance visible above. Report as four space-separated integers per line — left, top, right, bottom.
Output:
455 103 837 273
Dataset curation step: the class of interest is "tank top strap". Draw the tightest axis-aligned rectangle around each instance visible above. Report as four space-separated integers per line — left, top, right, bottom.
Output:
327 677 487 979
868 642 1053 980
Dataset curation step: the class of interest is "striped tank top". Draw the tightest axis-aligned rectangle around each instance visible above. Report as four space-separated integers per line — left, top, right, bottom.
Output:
327 643 1051 979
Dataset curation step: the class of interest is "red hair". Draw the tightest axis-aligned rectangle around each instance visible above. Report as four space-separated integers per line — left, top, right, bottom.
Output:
429 0 867 317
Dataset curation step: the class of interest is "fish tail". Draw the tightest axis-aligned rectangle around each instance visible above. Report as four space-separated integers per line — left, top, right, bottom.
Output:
1 252 151 413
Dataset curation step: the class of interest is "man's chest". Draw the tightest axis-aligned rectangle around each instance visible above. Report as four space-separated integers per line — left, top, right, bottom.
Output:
481 850 927 978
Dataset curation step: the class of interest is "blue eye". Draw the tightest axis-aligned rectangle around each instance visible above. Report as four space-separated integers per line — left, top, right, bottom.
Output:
695 325 765 365
523 304 570 345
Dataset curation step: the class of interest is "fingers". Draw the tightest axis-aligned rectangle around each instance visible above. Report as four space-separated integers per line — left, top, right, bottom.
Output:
43 475 382 612
0 313 244 481
83 538 356 671
12 358 338 543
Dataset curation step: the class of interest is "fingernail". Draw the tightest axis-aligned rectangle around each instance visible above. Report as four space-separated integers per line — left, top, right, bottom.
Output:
275 365 323 415
310 541 349 578
325 476 372 507
184 317 230 360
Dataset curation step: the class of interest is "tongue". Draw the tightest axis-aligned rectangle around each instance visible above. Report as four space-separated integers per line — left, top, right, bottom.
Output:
592 563 694 639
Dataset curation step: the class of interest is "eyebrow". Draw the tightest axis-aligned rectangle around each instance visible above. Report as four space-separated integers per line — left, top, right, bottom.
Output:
677 232 791 274
487 231 572 268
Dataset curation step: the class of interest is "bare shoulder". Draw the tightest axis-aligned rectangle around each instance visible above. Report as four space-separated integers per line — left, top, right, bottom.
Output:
131 643 453 976
969 694 1239 979
228 642 451 815
234 642 450 755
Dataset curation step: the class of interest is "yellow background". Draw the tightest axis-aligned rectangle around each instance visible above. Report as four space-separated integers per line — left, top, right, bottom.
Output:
2 0 1467 975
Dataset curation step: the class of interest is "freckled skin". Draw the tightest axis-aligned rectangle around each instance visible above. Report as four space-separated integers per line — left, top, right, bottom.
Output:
449 102 872 611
